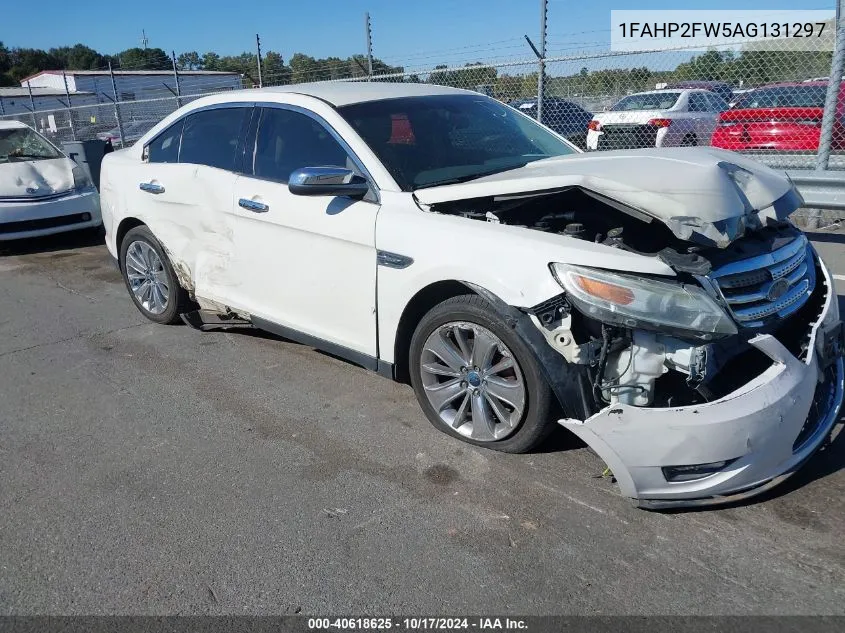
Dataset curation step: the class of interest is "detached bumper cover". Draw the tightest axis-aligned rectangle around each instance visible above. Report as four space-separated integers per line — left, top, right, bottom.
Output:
0 188 102 240
559 259 844 509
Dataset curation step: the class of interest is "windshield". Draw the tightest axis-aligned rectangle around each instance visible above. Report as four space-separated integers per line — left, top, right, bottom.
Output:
337 94 575 190
734 85 826 109
0 126 64 163
610 92 681 111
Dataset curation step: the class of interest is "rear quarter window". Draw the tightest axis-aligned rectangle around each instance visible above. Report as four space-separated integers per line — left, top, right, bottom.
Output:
611 92 681 111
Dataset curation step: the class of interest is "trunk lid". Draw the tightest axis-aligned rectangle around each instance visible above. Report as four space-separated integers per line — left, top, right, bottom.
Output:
593 110 667 126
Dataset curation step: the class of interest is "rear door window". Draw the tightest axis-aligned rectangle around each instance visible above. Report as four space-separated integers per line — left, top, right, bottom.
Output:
179 107 250 171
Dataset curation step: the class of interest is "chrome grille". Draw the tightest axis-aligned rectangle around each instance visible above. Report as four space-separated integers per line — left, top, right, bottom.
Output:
708 235 815 328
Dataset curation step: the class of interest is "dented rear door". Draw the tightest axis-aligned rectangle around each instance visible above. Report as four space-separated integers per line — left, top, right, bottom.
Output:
133 105 252 308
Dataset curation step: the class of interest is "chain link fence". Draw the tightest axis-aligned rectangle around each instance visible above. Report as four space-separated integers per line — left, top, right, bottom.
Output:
1 31 842 181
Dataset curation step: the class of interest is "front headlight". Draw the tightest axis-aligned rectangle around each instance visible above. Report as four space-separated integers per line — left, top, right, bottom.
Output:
551 263 737 340
72 164 93 191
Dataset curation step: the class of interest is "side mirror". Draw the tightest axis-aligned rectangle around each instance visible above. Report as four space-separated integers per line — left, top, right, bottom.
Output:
288 166 369 198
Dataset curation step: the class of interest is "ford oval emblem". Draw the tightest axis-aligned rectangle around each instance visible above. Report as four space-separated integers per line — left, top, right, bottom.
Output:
26 187 37 194
766 278 790 302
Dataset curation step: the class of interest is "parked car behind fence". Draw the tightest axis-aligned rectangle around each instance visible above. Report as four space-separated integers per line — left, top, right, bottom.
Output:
587 89 728 151
508 97 593 149
711 82 844 153
98 120 160 149
663 80 735 104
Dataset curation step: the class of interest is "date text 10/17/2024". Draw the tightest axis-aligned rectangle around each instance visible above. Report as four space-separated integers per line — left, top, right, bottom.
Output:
307 618 528 630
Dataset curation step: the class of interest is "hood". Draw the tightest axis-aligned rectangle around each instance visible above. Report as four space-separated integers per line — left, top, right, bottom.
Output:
414 147 801 248
0 157 75 199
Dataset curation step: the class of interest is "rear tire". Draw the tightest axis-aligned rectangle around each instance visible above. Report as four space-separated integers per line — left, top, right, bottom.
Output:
681 134 698 146
409 294 556 453
119 225 191 325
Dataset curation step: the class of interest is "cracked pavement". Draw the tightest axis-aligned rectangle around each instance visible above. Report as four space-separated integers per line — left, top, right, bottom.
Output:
1 229 844 615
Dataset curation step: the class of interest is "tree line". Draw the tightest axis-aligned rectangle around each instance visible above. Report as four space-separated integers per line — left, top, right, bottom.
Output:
429 50 833 102
0 42 404 87
0 41 832 102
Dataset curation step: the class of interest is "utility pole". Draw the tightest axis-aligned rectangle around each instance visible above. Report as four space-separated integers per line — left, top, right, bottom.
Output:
255 34 263 88
365 12 374 81
537 0 547 124
108 60 125 148
171 51 182 108
817 0 844 172
810 0 845 228
26 81 37 130
62 70 76 141
141 29 148 50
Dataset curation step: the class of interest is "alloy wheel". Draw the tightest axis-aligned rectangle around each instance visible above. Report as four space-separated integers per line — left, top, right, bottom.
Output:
419 321 526 441
124 240 170 315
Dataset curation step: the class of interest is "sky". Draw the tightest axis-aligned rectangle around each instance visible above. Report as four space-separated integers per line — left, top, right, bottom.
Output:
2 0 836 69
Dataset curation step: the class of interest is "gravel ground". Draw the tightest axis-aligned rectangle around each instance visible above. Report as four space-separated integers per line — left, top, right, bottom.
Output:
0 228 844 615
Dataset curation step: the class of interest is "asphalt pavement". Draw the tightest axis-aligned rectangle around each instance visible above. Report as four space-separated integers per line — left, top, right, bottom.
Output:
1 228 844 615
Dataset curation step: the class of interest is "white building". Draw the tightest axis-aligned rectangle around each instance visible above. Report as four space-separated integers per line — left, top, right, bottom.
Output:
11 69 244 140
0 86 97 117
21 69 243 102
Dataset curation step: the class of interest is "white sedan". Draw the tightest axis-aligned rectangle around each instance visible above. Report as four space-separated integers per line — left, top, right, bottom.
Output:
100 83 843 509
0 121 102 240
586 89 728 151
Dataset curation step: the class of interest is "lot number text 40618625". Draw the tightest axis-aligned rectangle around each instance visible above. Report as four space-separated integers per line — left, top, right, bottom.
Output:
307 618 528 630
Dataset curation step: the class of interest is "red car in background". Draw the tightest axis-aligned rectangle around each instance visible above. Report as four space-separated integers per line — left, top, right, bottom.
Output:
711 81 845 151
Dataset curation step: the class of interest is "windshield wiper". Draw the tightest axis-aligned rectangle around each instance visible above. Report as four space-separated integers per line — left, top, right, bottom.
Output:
414 163 528 189
8 153 54 160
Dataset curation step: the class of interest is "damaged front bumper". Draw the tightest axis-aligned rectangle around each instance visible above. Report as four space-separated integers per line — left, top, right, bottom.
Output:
559 261 845 509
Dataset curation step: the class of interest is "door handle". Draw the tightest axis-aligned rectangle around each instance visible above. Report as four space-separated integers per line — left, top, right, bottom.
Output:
139 182 165 194
238 198 269 212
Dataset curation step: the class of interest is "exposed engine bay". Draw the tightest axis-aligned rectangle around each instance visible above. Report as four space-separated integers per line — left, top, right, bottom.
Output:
428 187 826 418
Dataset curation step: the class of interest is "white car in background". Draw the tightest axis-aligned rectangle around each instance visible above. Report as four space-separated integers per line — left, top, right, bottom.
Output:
97 120 161 149
586 89 728 151
99 83 843 509
0 121 101 240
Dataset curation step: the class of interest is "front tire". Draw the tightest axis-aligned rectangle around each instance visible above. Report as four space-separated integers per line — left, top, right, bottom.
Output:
119 225 190 324
409 295 556 453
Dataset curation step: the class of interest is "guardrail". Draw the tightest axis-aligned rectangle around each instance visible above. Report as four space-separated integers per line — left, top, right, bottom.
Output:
788 170 845 213
744 153 845 172
739 154 845 228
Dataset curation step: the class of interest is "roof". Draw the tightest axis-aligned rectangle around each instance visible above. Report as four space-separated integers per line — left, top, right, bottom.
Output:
626 88 707 96
510 97 575 104
0 86 94 98
250 81 475 106
666 80 732 87
0 120 29 129
20 69 240 83
753 81 828 88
